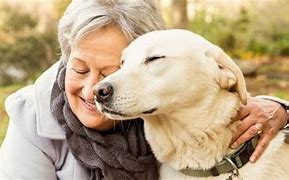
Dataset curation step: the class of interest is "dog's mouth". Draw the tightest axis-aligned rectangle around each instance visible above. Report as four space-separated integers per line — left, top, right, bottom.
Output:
102 106 127 117
142 108 157 114
97 104 157 120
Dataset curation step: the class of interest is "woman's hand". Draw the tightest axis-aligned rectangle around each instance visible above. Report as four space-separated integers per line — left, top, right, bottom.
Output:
231 97 288 162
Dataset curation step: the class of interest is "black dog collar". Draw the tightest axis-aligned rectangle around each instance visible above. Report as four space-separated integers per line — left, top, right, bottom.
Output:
180 136 258 177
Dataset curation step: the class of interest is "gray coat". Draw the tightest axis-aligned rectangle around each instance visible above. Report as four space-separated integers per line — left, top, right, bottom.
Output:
0 62 89 180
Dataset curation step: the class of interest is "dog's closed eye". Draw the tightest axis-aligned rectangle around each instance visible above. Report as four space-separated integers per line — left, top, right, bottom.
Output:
145 55 166 64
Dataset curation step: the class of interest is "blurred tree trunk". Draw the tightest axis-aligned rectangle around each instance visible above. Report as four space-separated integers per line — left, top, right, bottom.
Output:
171 0 188 29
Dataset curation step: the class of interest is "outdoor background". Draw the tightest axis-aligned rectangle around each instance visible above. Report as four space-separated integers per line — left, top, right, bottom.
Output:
0 0 288 145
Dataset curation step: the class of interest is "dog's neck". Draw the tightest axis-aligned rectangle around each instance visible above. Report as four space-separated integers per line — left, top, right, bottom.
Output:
143 91 241 170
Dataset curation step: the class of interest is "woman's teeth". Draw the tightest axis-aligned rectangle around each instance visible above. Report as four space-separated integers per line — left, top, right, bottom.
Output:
84 100 96 108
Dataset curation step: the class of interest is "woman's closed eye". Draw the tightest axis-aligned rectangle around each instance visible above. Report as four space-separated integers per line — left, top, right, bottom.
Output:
72 68 89 74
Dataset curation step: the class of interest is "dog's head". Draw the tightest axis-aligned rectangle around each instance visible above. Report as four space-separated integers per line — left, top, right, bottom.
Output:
93 29 247 120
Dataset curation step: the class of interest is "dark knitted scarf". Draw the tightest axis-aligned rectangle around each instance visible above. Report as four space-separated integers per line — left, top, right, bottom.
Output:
50 62 158 180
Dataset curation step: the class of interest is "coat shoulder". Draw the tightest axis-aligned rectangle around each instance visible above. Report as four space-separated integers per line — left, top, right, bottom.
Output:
4 85 60 154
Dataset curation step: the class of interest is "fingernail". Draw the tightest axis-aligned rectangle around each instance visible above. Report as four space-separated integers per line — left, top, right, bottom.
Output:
250 156 256 162
231 142 238 149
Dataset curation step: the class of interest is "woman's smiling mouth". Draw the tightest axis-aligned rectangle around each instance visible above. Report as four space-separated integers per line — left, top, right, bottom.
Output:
80 96 96 111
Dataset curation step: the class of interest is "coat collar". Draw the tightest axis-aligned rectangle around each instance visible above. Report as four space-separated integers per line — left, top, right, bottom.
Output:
34 61 66 140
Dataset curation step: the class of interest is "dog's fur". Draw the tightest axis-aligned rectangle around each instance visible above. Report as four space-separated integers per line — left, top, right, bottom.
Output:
94 29 289 179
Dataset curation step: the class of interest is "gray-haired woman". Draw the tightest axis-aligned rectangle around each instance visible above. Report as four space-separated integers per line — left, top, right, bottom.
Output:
0 0 288 179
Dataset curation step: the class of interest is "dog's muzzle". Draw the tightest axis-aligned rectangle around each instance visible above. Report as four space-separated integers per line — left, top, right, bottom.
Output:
93 82 113 104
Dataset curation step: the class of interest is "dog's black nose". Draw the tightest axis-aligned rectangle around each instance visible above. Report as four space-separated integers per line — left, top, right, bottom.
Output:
93 82 113 103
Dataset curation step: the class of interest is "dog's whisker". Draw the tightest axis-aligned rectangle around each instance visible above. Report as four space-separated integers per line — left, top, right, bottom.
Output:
113 119 116 131
120 121 126 135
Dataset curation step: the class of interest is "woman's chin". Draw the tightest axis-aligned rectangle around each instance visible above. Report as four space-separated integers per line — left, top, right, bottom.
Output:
79 116 116 130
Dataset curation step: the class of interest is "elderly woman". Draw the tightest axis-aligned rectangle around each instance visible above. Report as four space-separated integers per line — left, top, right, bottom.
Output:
0 0 288 179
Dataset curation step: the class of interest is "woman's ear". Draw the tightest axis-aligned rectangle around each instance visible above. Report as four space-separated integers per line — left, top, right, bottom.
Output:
205 45 247 105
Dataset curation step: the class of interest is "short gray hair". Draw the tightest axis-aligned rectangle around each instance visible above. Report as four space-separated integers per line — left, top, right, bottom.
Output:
58 0 165 63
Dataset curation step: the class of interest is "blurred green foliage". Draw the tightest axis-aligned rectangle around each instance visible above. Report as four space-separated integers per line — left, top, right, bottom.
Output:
189 6 289 58
0 0 71 85
1 6 37 32
0 5 59 85
55 0 71 18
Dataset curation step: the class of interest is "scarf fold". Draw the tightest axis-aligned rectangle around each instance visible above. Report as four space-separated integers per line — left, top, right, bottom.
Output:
50 61 158 180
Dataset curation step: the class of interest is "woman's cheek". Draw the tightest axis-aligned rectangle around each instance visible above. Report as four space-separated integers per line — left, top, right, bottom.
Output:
65 70 83 94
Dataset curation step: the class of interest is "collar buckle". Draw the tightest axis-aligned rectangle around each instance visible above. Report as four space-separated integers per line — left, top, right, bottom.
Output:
224 157 239 176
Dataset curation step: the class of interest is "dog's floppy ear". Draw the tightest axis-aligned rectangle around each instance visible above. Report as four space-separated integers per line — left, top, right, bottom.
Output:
205 46 247 105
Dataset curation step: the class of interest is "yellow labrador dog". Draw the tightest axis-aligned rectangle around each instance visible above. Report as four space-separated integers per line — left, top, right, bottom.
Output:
93 29 289 179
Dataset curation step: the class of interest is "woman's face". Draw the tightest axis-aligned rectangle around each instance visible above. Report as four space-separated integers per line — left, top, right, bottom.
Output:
65 26 129 130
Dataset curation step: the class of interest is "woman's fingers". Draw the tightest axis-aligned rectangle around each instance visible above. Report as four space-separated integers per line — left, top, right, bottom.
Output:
231 97 288 163
235 105 250 121
231 122 263 148
249 135 269 162
231 100 264 144
249 124 274 162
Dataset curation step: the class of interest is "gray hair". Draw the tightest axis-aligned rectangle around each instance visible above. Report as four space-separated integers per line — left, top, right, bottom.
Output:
58 0 165 63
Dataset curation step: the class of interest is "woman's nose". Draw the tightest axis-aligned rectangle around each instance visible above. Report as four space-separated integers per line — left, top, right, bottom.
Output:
93 82 114 104
82 75 103 100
